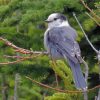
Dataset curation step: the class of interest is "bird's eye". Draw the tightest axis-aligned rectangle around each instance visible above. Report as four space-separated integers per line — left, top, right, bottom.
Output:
54 18 58 21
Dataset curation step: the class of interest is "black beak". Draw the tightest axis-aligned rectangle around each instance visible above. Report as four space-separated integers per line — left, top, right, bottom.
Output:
45 20 48 22
45 19 52 23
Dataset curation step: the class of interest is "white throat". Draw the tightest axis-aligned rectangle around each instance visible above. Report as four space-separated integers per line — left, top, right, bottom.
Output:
48 20 70 29
59 21 69 27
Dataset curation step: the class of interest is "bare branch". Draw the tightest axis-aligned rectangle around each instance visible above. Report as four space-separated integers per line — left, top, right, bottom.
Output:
80 0 100 21
73 12 100 100
3 55 24 59
0 37 48 65
97 50 100 62
0 37 48 55
26 76 100 93
83 91 88 100
97 60 100 100
72 12 98 54
0 37 32 54
0 58 29 65
81 58 89 85
97 89 100 100
81 58 88 100
25 76 82 93
85 12 100 26
0 53 42 65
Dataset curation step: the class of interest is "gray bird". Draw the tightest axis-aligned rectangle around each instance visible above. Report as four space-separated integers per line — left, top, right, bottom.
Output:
44 13 87 90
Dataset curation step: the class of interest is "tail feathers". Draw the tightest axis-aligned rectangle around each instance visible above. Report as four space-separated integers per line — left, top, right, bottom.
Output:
67 58 87 89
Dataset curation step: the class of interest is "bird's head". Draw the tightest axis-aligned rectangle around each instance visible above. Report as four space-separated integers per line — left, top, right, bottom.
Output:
45 13 68 28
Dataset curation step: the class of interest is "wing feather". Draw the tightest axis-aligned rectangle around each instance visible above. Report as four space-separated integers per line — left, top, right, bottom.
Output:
44 27 81 63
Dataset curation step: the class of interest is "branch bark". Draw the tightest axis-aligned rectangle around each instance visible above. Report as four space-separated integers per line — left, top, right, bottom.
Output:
0 37 48 55
73 12 98 54
97 89 100 100
26 76 100 93
81 57 88 100
0 37 48 65
73 12 100 100
80 0 100 21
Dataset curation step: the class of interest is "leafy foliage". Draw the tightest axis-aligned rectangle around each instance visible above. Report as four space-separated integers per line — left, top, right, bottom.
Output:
45 93 72 100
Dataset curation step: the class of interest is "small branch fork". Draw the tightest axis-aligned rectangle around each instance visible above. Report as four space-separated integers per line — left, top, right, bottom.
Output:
73 0 100 73
80 0 100 22
0 37 48 65
0 55 41 65
0 37 48 55
73 12 100 100
73 12 100 61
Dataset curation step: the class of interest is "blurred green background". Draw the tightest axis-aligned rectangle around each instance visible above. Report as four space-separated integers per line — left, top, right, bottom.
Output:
0 0 100 100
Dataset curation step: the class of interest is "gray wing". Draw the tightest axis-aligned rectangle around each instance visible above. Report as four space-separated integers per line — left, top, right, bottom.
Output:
62 26 78 41
45 27 81 63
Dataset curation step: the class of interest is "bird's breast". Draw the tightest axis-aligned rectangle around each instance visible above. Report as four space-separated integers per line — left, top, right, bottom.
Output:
44 29 63 59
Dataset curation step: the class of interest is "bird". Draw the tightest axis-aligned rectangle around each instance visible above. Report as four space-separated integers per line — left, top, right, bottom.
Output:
44 13 87 90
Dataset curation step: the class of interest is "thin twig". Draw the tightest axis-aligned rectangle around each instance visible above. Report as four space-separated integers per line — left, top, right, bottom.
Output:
25 76 83 94
81 57 88 100
97 58 100 100
0 37 48 55
0 58 29 65
0 37 32 54
51 60 59 87
73 12 100 100
25 76 100 93
73 12 100 74
97 50 100 63
85 12 100 26
72 12 98 54
0 54 42 65
97 89 100 100
83 91 88 100
55 73 59 87
81 58 89 85
0 37 48 65
80 0 100 21
3 55 24 59
73 12 89 100
80 58 88 100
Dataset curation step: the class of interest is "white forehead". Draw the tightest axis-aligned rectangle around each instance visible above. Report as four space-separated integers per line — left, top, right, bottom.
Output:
47 13 58 20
